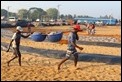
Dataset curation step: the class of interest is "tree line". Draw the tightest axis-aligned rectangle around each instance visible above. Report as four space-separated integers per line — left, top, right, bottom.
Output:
1 7 115 21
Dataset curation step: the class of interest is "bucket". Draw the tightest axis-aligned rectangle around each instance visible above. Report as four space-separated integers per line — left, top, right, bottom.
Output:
47 32 63 42
31 32 47 42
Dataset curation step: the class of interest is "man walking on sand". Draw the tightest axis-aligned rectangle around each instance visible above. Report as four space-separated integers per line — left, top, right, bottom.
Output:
58 21 83 70
6 26 33 66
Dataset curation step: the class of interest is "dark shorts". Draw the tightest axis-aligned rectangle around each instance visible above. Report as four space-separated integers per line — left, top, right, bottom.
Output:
12 47 21 56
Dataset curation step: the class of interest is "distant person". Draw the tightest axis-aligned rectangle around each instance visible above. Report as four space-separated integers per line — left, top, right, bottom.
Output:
6 26 33 66
87 22 95 35
58 21 83 70
27 22 31 33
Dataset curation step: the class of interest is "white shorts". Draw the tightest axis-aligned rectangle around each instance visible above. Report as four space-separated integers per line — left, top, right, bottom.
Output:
66 50 78 58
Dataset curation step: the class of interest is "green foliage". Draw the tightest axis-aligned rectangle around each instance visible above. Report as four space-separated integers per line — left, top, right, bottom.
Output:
46 8 58 19
18 9 28 19
1 9 8 17
27 7 47 21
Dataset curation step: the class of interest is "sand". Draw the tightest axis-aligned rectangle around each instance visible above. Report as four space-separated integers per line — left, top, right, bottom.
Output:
1 51 121 81
1 26 121 81
1 37 121 56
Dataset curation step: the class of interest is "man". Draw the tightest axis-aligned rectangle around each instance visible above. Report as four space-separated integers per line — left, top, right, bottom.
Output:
87 22 95 35
58 22 83 70
6 26 33 66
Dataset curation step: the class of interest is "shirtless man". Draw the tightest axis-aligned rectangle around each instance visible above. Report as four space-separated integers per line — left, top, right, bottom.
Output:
6 26 32 66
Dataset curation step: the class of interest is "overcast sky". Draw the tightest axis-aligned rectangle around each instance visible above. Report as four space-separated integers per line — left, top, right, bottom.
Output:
1 1 121 19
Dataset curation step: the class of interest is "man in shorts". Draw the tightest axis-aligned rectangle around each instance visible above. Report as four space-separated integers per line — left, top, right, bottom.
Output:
58 22 83 70
6 26 33 66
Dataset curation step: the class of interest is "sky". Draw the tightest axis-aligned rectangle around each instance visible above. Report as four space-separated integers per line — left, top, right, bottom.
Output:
1 1 121 19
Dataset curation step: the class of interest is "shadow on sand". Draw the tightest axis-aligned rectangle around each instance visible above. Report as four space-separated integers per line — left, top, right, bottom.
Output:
1 42 121 65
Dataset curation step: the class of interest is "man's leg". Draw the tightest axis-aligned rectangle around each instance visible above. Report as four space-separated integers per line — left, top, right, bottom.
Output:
88 29 90 34
58 57 69 70
73 52 78 67
17 48 21 66
91 29 94 35
90 29 92 35
7 48 18 66
88 29 92 35
58 50 75 70
93 29 95 34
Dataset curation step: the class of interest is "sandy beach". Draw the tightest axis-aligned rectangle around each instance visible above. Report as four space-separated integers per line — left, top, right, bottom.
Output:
1 26 121 81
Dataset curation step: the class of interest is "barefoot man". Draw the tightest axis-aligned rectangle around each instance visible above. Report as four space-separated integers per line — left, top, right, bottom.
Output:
6 26 33 66
58 21 83 70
